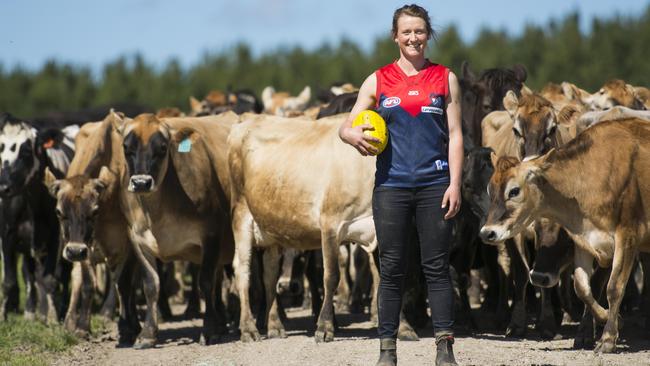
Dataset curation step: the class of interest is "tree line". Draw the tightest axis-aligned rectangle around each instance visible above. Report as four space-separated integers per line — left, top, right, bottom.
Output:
1 7 648 119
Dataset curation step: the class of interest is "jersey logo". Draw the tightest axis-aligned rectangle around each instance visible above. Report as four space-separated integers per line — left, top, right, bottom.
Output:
408 90 419 96
382 96 401 108
422 106 444 115
430 94 445 108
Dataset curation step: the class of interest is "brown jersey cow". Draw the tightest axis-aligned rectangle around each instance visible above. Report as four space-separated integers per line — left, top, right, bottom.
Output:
480 119 650 353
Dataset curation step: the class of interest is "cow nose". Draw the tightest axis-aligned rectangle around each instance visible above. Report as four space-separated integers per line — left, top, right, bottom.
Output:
529 270 550 288
64 244 88 261
129 175 154 192
479 228 498 243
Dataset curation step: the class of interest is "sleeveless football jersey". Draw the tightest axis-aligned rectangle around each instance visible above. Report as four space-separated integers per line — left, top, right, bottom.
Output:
374 61 450 188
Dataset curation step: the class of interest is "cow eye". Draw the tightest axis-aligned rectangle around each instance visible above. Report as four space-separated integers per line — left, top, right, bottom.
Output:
508 187 520 199
512 127 522 138
56 208 66 219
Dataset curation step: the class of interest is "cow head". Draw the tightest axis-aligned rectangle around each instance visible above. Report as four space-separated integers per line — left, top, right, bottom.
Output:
46 166 115 262
0 114 41 196
479 154 548 244
261 86 311 116
528 220 574 288
119 113 171 193
461 147 494 225
459 62 490 148
585 79 646 111
504 91 580 160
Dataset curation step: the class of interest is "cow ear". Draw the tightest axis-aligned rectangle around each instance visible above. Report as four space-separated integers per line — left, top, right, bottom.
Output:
44 168 61 197
627 84 646 110
296 86 311 105
94 166 115 195
512 64 528 83
520 84 533 96
461 61 475 83
261 86 275 112
556 105 581 126
108 109 125 134
189 96 202 114
503 90 519 117
490 151 499 169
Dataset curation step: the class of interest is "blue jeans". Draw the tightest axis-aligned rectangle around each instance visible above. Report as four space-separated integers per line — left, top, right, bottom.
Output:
373 184 454 339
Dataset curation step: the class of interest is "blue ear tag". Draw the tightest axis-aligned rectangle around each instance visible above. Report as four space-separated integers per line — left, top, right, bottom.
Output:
178 138 192 153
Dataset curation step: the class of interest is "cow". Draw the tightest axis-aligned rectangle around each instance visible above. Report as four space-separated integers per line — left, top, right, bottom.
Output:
576 106 650 134
261 86 311 116
459 62 529 148
584 79 647 111
479 118 650 353
227 113 381 343
316 92 358 119
479 91 579 337
0 112 75 324
114 112 238 348
635 86 650 109
43 114 139 341
190 89 263 116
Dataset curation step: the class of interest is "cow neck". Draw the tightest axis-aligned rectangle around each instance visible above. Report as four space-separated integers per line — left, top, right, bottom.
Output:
534 166 586 236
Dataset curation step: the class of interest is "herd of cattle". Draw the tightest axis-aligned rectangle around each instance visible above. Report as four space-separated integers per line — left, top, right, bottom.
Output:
1 61 649 354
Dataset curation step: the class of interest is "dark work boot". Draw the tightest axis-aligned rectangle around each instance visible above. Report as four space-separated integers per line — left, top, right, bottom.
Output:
376 338 397 366
435 335 458 366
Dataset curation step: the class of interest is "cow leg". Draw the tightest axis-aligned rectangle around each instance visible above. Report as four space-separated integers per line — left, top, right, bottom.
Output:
21 254 37 321
263 246 286 338
595 230 636 353
184 263 201 319
314 230 339 343
156 260 174 322
573 248 608 325
349 243 367 314
335 244 351 313
199 229 227 346
495 241 512 329
573 265 608 349
115 258 141 347
63 261 82 332
504 237 528 338
639 253 650 331
129 229 160 349
369 249 380 324
536 287 559 339
99 274 117 321
1 234 19 320
305 250 324 320
232 206 261 342
78 260 96 337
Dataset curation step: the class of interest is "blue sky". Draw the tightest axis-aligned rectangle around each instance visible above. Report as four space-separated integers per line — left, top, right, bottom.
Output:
1 0 647 72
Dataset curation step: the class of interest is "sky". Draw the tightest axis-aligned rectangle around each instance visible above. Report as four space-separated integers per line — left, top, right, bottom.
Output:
1 0 647 72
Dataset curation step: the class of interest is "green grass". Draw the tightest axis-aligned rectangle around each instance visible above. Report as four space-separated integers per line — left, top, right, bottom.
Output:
0 256 87 366
0 314 78 366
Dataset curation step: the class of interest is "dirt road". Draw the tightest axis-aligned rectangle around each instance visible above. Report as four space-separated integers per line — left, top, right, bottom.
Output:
53 307 650 366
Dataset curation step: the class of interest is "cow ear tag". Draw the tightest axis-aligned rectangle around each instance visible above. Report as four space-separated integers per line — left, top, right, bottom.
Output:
43 139 55 149
178 138 192 153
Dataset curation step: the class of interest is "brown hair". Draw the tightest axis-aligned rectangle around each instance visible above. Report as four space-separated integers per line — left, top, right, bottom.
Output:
392 4 435 40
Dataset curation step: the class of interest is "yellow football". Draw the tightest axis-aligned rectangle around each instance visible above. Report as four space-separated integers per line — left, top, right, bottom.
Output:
351 110 388 155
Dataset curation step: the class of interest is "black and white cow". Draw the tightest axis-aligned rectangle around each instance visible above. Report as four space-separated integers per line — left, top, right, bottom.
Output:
0 112 75 323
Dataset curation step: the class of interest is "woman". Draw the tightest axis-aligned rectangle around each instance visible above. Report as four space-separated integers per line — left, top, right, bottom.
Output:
339 4 462 366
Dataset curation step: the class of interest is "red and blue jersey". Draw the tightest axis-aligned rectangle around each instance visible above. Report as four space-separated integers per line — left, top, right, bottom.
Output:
374 61 450 188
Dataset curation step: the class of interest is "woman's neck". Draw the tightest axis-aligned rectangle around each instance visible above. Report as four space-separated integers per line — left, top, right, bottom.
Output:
396 56 428 76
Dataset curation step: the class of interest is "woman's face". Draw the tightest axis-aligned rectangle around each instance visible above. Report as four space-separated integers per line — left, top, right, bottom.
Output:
394 15 429 58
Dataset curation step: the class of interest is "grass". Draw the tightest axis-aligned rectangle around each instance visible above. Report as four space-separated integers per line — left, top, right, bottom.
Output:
0 314 78 366
0 256 86 366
